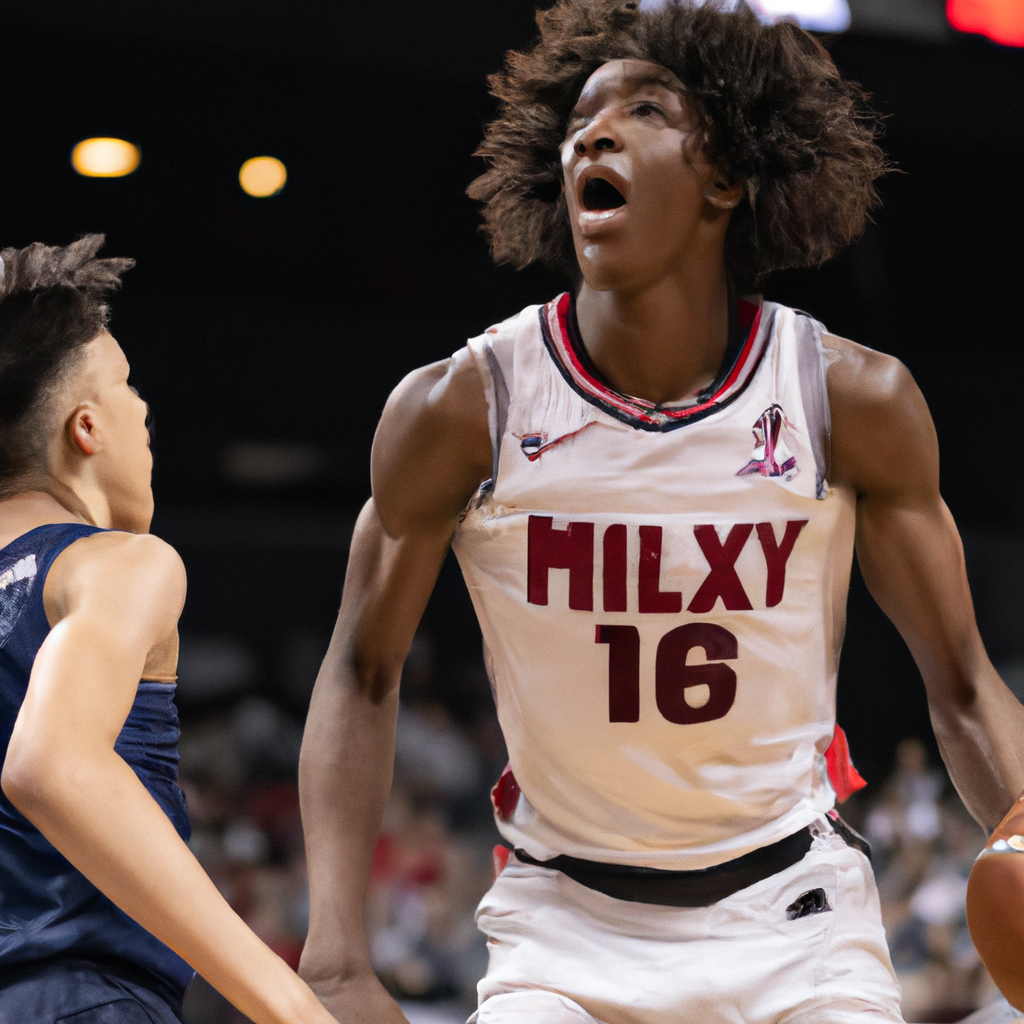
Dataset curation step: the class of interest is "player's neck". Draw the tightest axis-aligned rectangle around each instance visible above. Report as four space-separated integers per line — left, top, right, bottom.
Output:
575 267 733 406
0 488 96 548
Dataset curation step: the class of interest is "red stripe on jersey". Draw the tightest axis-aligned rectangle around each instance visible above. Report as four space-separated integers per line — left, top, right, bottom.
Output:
544 293 765 429
825 724 868 803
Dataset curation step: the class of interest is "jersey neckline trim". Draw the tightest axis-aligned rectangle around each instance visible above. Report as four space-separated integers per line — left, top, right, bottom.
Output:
0 522 107 560
538 292 766 432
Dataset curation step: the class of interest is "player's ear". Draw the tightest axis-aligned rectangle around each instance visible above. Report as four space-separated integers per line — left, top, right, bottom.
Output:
702 170 744 211
68 405 101 456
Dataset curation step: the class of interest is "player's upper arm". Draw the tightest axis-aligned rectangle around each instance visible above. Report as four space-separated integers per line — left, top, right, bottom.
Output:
44 531 186 648
824 333 982 691
823 333 938 504
6 533 186 784
321 349 490 698
371 347 492 539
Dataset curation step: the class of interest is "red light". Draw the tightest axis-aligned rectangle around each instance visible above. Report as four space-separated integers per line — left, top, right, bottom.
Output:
948 0 1024 47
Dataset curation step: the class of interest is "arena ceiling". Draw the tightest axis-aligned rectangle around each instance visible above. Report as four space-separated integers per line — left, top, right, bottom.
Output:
0 0 962 75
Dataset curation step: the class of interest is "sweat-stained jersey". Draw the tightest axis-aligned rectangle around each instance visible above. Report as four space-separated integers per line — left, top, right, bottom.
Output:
450 293 857 872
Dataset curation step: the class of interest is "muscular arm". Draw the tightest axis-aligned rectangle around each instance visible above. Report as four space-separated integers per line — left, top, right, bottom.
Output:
827 335 1024 828
1 533 335 1024
298 349 491 1021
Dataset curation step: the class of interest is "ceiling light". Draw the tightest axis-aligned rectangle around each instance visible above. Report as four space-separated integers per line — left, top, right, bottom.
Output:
71 138 140 178
239 156 287 198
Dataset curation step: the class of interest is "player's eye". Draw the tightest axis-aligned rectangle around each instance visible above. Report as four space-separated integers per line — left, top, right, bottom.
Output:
631 102 662 118
565 113 588 136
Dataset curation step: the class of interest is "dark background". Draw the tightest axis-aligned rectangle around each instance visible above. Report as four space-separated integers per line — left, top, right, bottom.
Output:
1 0 1022 786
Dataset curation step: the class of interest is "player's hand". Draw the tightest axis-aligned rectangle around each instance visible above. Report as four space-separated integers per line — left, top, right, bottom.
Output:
303 970 411 1024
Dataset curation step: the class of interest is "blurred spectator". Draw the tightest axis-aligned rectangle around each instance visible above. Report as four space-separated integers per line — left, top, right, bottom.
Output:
180 634 499 1023
856 738 998 1022
865 738 945 857
366 785 491 1002
394 703 483 804
179 700 322 1023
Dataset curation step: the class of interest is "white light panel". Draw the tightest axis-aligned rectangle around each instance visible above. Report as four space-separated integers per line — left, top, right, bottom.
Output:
640 0 852 32
749 0 852 31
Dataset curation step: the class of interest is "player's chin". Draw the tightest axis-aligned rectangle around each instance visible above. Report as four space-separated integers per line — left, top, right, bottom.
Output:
966 854 1024 1011
574 240 652 292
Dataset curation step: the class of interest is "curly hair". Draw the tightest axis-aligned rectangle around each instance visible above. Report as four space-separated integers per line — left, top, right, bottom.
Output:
0 235 134 489
468 0 887 287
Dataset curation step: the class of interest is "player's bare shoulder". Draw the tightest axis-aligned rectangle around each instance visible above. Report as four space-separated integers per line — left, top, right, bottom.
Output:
43 531 186 634
371 347 492 538
822 333 938 499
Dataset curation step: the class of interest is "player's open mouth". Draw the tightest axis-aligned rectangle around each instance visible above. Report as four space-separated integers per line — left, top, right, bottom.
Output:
582 177 626 212
577 174 628 231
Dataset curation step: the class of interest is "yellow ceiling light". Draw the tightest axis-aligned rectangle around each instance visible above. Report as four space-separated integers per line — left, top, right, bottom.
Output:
71 138 140 178
239 156 287 198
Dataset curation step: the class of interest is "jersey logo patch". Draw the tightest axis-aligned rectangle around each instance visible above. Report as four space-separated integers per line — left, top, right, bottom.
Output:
0 553 37 646
519 433 547 458
737 405 798 482
517 423 596 462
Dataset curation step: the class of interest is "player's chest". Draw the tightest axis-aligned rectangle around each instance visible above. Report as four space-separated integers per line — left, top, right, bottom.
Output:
493 391 818 515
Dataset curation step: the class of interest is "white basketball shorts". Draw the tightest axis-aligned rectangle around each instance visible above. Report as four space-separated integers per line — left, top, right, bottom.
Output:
471 820 904 1024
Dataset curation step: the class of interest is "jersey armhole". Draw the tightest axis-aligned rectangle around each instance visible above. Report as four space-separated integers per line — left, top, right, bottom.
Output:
466 325 515 492
35 524 111 632
793 312 832 499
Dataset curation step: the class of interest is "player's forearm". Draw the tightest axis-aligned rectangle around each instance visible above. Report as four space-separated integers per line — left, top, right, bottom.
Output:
856 501 1024 828
923 658 1024 829
298 643 401 983
3 748 334 1024
295 500 448 986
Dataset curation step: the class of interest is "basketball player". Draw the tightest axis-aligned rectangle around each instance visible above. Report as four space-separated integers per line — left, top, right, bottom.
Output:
0 237 337 1023
297 3 1024 1021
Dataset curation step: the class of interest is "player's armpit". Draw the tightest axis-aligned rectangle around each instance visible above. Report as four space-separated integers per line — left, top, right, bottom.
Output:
371 347 492 539
827 338 1024 828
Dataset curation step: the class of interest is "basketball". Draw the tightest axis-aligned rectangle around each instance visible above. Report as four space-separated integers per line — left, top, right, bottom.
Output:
966 800 1024 1011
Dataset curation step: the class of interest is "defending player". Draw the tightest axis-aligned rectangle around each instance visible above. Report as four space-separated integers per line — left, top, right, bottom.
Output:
0 237 337 1024
297 2 1024 1021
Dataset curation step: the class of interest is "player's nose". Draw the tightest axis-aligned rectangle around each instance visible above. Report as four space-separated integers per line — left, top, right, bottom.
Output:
573 115 623 156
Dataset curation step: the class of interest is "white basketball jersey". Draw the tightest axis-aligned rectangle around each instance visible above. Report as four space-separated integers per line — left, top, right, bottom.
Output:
451 294 857 871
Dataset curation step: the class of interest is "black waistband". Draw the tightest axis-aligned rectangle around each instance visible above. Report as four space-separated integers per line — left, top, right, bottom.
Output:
513 826 815 908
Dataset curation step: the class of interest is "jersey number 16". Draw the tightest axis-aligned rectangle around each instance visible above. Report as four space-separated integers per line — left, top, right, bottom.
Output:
596 623 737 724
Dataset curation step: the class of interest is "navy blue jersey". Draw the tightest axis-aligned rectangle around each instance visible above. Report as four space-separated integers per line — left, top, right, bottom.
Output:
0 523 194 999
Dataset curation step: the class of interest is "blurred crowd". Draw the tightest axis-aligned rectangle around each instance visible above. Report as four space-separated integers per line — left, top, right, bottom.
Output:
175 635 1001 1024
849 737 1000 1022
178 634 502 1023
